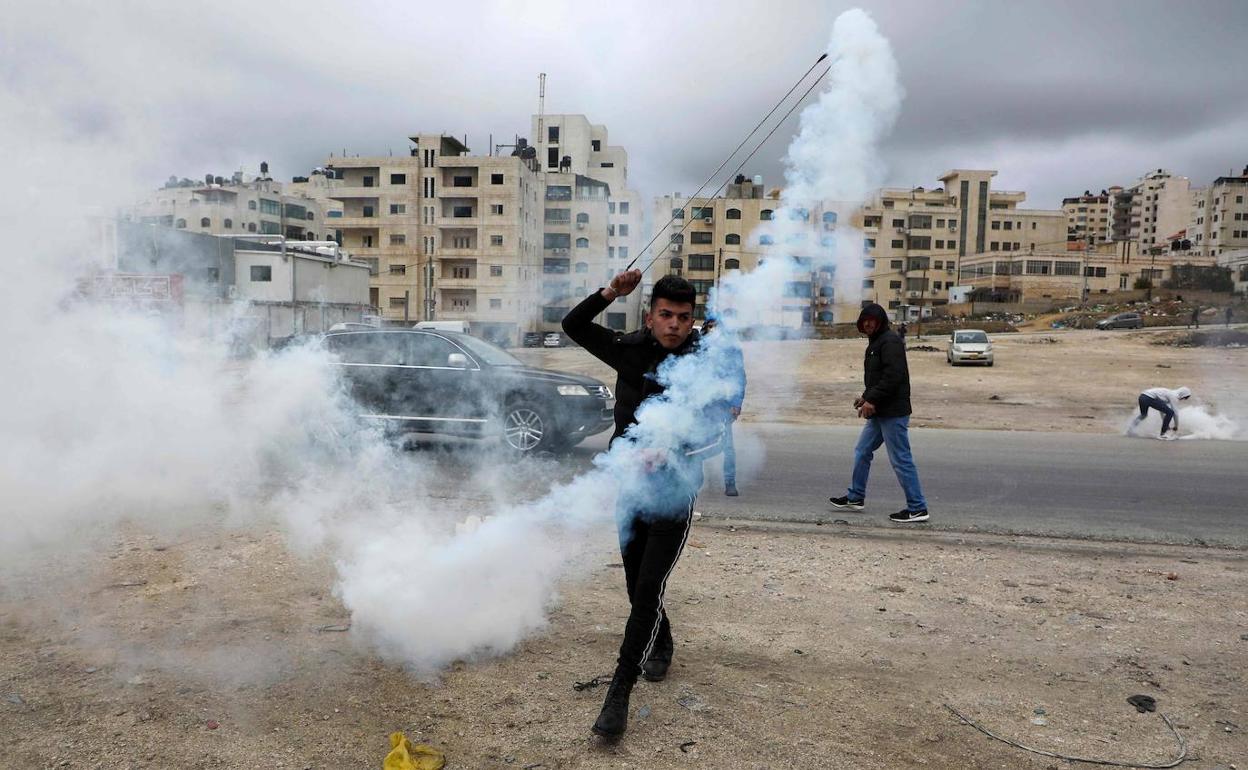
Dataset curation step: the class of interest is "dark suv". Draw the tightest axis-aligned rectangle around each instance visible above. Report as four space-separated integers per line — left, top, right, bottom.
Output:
323 329 613 453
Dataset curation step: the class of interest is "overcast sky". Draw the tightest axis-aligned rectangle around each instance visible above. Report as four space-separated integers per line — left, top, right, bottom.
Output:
5 0 1246 211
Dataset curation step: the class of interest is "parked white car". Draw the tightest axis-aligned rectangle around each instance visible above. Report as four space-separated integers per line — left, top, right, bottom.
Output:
947 329 994 366
543 332 562 348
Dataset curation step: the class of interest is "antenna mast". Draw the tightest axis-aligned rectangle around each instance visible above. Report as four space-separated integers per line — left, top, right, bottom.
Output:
537 73 546 144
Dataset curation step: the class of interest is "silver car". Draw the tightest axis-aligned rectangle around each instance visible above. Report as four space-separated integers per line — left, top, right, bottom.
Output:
947 329 994 366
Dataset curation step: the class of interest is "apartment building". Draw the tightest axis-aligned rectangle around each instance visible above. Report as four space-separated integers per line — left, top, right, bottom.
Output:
532 114 644 329
1111 169 1192 251
856 170 1067 321
326 135 546 344
1062 189 1117 244
537 173 619 331
127 164 339 242
650 175 832 326
1186 165 1248 259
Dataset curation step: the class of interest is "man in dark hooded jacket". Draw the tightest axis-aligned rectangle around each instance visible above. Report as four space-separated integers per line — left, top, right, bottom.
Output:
829 303 930 523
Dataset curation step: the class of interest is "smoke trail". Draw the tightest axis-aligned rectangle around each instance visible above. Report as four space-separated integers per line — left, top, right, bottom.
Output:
1122 405 1244 441
331 8 904 670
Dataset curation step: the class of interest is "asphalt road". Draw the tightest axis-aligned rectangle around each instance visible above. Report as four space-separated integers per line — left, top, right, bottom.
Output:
578 424 1248 547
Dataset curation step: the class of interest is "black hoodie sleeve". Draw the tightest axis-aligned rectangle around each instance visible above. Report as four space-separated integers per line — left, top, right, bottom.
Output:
862 334 907 406
562 290 626 370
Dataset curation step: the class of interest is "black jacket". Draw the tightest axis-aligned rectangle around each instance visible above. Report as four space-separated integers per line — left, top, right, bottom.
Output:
857 303 912 418
562 290 701 441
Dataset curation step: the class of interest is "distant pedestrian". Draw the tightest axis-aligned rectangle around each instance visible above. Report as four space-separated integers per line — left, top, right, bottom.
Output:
1128 385 1192 440
897 322 908 341
829 303 929 523
1190 305 1200 329
700 317 746 497
1226 307 1234 327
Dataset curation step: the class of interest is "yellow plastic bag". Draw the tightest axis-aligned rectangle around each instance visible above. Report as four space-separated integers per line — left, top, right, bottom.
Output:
382 732 446 770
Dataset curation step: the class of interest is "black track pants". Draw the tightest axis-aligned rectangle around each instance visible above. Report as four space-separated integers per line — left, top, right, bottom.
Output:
615 495 696 676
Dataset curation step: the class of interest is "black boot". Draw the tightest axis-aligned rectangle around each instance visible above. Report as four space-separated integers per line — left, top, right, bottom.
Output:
591 668 636 739
641 634 674 682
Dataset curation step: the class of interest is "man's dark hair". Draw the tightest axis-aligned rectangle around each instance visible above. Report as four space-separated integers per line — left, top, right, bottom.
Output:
650 275 696 308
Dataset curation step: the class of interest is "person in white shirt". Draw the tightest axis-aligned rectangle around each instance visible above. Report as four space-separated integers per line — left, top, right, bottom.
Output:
1129 386 1192 439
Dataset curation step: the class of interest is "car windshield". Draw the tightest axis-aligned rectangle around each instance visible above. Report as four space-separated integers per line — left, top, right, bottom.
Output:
955 331 989 343
445 332 522 366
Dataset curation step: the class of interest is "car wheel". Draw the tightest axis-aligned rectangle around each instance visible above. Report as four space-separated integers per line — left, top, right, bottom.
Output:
501 400 554 453
987 361 994 367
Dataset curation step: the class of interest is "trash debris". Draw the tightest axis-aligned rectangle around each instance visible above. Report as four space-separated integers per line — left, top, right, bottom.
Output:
637 705 651 718
383 732 445 770
679 741 697 753
833 519 850 525
205 719 219 730
1021 596 1045 604
1030 716 1047 726
3 693 26 708
108 580 148 588
317 624 351 633
1127 694 1157 713
572 674 613 692
989 394 1002 401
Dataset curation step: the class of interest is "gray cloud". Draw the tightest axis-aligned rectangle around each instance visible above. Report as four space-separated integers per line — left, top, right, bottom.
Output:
3 0 1245 213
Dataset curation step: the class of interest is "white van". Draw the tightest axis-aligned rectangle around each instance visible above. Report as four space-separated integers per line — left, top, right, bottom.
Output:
412 320 471 334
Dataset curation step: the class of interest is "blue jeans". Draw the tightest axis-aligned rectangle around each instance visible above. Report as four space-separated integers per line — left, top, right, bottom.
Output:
722 419 736 486
848 415 928 512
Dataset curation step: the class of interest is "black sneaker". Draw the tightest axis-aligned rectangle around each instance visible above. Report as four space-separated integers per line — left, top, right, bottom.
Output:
888 509 929 523
725 483 739 497
829 495 865 511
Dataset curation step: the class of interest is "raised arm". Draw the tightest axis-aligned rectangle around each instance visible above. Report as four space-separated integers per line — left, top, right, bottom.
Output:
561 269 642 370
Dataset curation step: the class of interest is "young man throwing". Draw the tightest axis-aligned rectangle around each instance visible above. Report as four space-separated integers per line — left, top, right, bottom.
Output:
829 303 930 523
562 269 705 740
1129 385 1192 439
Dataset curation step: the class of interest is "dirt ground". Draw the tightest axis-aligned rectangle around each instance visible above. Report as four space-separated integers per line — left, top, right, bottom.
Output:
516 328 1248 434
2 522 1245 769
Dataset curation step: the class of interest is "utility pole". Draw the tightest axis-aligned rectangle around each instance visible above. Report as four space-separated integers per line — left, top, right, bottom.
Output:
1081 235 1093 308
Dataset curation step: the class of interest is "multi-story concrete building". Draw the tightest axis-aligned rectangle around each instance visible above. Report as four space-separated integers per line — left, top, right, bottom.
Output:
1186 165 1248 259
1112 169 1191 252
650 176 831 326
127 165 341 242
326 135 547 344
958 244 1130 303
533 114 644 330
1062 189 1116 244
856 170 1067 321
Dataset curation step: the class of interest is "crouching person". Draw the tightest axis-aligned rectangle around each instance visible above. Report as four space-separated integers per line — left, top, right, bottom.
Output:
562 270 703 740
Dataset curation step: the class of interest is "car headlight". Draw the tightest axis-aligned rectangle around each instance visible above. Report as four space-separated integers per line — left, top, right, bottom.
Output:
557 384 591 396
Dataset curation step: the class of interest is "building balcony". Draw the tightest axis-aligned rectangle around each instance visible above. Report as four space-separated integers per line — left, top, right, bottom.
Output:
329 186 383 200
436 277 479 289
334 216 383 228
442 184 481 197
437 247 481 258
437 215 481 227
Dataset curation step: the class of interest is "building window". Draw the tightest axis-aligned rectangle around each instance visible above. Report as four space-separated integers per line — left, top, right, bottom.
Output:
453 206 472 218
863 279 874 288
490 265 503 277
390 234 406 245
390 264 406 275
724 258 740 270
575 262 589 273
490 235 503 246
863 259 876 268
363 205 375 218
618 224 628 236
1025 260 1051 275
690 254 715 271
592 139 601 152
260 199 280 215
490 173 504 185
576 212 589 225
889 280 902 289
248 223 257 232
823 211 838 224
548 126 559 142
619 202 629 214
891 239 903 248
200 217 210 227
389 204 406 215
452 266 471 279
990 241 999 250
890 260 903 269
669 257 684 270
490 204 504 215
760 209 774 221
892 218 905 227
175 218 187 229
691 232 712 245
600 162 614 168
759 235 774 245
935 240 944 249
389 296 407 309
250 265 272 282
725 233 741 245
362 175 374 188
390 173 406 185
576 237 589 248
248 200 257 210
671 208 685 220
991 220 1000 230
